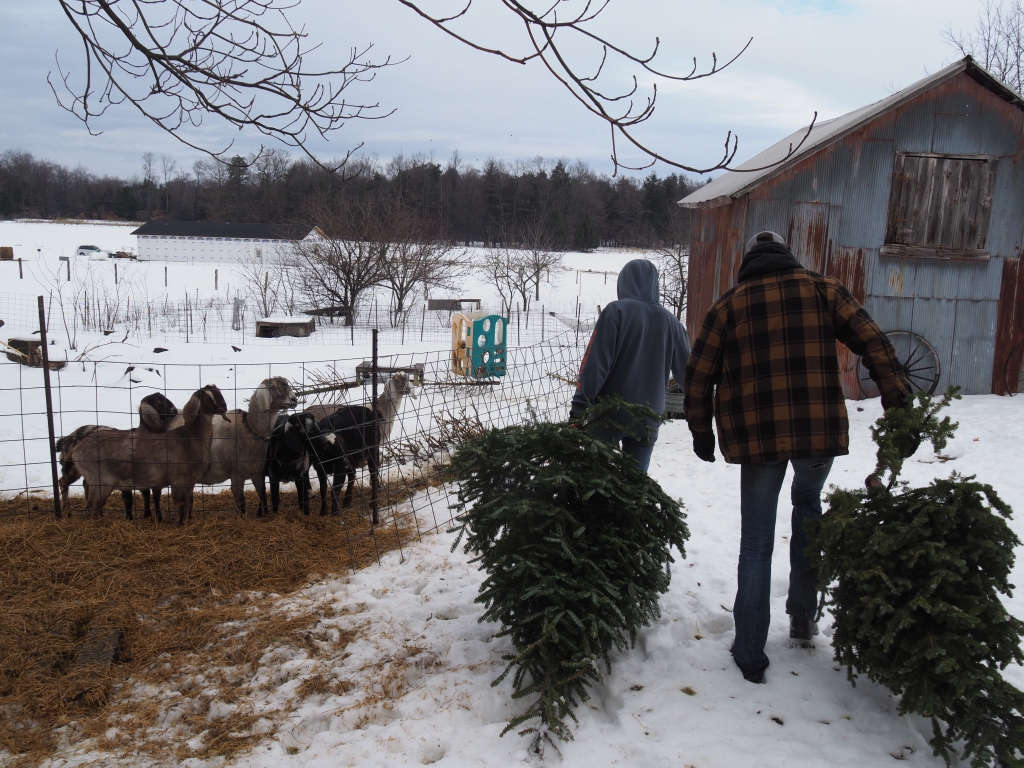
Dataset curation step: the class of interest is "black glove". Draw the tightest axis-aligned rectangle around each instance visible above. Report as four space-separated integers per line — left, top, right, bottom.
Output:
692 431 716 462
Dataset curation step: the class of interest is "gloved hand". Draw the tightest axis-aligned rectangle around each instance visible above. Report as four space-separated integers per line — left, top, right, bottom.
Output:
692 431 716 462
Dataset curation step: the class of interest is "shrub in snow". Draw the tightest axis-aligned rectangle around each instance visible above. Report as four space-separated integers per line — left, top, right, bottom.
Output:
449 399 689 750
813 387 1024 767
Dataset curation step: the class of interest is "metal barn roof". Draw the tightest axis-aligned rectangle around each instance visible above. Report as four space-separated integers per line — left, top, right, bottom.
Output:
131 221 316 240
678 57 1024 209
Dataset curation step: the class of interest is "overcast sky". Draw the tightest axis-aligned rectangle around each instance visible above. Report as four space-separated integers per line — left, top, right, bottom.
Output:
0 0 984 182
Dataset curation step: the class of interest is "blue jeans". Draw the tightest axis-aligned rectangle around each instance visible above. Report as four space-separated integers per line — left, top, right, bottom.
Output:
589 425 657 473
732 457 833 677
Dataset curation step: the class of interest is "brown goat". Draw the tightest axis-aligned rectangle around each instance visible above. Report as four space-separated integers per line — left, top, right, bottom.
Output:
56 391 178 517
72 385 230 524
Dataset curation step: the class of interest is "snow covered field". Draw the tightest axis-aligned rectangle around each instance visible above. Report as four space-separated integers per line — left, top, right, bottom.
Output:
5 220 1024 767
28 395 1024 768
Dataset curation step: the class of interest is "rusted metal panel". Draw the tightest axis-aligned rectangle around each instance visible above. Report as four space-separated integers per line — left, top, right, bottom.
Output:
977 104 1024 155
986 158 1024 259
950 299 998 394
744 199 793 245
717 197 748 298
830 247 867 303
992 257 1024 394
892 100 936 154
687 220 719 337
787 202 835 273
933 114 983 154
830 247 867 398
868 254 918 298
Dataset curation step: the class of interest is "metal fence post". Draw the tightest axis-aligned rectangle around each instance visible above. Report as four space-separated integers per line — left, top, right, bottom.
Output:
371 328 379 526
37 296 61 518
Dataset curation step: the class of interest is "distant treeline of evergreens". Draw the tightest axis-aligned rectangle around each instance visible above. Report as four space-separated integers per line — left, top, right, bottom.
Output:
0 149 701 249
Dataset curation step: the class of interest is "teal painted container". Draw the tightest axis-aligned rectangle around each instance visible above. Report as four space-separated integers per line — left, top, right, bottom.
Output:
453 312 508 378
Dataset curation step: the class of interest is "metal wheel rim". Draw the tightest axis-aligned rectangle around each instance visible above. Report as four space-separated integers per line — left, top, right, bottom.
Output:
1003 351 1024 397
858 330 941 397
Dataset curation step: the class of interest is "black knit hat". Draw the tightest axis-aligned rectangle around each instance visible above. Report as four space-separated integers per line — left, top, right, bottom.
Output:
745 231 786 252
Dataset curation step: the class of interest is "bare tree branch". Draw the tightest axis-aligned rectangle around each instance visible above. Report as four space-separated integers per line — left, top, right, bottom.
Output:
51 0 402 175
944 0 1024 93
396 0 817 175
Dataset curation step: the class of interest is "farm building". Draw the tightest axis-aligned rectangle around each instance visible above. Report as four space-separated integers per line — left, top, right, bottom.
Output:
130 221 318 263
678 56 1024 398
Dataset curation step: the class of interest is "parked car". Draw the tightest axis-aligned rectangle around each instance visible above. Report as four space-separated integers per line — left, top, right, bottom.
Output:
76 245 101 258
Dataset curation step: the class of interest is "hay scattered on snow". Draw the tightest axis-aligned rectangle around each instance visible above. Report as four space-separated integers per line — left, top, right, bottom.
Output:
0 487 419 765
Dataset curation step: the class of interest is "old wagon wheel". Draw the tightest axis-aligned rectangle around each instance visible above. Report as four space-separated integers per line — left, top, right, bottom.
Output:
858 330 940 398
1003 349 1024 396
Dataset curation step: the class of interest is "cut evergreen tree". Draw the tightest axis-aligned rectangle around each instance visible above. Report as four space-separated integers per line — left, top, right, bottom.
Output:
448 399 689 750
812 387 1024 767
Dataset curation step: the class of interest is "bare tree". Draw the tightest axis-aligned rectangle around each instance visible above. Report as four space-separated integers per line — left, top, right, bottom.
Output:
55 1 816 178
385 239 468 326
237 258 280 318
945 0 1024 92
293 196 391 325
397 1 816 175
160 155 177 214
521 220 563 301
477 241 519 316
364 194 469 326
52 0 398 173
141 151 155 212
645 211 689 321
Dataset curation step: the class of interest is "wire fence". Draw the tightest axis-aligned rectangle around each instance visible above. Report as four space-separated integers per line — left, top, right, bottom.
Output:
0 324 585 569
0 290 597 349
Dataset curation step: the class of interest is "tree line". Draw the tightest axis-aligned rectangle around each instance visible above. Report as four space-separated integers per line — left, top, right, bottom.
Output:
0 149 701 251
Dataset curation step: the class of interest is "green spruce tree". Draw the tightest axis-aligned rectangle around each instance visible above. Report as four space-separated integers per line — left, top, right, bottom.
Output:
449 399 689 751
812 387 1024 767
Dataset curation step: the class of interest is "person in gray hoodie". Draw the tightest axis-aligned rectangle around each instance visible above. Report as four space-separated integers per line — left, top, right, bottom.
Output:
570 259 691 471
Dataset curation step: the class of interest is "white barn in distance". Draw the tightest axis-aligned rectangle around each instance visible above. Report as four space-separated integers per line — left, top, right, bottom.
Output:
130 221 318 263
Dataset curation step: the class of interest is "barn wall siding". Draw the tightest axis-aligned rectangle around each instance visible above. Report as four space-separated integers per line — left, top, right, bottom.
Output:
687 69 1024 397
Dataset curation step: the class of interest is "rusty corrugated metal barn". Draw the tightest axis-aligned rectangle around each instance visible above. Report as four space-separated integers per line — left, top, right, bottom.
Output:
679 56 1024 397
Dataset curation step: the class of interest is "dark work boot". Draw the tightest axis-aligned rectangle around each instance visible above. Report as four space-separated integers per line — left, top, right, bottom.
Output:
789 615 818 647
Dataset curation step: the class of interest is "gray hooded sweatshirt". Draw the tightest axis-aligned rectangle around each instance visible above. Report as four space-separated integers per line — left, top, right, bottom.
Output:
570 259 691 432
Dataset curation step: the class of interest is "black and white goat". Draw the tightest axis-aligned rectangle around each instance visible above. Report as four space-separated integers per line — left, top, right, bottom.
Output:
265 412 331 516
313 371 417 521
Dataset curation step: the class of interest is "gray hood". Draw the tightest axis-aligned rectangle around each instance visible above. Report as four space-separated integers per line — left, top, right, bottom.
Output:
617 259 660 303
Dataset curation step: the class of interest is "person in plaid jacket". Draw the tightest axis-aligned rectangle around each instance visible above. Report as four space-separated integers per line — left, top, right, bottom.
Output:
684 230 910 684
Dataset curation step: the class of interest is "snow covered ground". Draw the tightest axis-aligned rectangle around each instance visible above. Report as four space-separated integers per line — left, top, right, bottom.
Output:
0 218 633 318
6 220 1024 766
30 394 1024 768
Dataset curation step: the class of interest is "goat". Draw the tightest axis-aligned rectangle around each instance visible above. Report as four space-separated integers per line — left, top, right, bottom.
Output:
314 371 417 522
71 385 229 524
148 377 297 520
56 391 178 518
265 412 330 516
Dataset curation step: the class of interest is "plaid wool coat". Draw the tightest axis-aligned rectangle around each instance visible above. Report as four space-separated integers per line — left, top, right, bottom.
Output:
684 263 909 464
